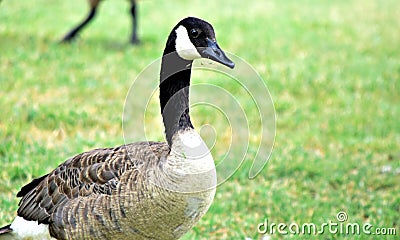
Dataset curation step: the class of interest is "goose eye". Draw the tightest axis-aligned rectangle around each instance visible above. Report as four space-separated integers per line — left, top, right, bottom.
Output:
189 28 200 38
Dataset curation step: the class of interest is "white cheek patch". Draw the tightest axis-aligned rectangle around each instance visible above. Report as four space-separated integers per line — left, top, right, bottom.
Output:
175 25 202 60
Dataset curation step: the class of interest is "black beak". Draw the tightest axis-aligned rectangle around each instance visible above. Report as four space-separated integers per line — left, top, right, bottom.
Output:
200 38 235 69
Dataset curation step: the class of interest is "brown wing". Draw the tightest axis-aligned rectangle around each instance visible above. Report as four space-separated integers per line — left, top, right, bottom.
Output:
16 141 169 225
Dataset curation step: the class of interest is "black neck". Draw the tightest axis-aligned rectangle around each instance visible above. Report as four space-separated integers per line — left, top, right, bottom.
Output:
160 51 194 146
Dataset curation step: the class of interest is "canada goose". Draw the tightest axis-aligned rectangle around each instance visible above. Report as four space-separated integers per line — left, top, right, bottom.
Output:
0 17 234 239
61 0 140 44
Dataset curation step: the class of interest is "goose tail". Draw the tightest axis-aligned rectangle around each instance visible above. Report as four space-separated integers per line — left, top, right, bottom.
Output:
0 224 12 236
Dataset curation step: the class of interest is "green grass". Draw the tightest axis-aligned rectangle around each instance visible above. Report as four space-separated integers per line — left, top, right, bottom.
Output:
1 0 399 239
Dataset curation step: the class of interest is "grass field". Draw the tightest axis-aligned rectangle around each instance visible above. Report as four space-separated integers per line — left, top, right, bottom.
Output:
0 0 399 239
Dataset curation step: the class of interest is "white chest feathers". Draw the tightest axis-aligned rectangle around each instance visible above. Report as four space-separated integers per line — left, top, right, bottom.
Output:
175 25 202 60
165 129 217 192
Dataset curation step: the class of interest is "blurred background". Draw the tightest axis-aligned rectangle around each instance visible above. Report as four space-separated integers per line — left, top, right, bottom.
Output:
0 0 399 238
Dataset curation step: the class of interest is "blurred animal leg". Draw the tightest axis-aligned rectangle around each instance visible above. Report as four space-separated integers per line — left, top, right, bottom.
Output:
129 0 140 44
61 0 101 42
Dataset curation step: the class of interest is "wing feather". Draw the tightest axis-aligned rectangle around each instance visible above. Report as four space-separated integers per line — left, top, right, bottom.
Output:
16 141 169 225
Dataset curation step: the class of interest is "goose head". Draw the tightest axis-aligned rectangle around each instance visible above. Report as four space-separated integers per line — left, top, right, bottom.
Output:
160 17 235 147
165 17 235 69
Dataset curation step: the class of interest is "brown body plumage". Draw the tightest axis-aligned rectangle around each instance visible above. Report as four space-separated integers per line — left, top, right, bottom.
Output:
17 141 215 239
